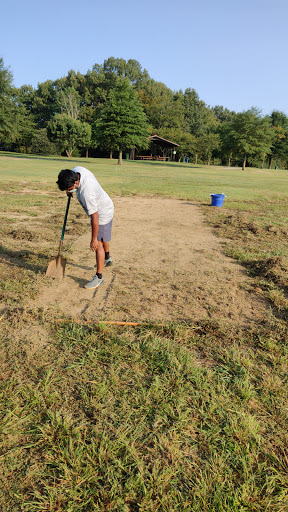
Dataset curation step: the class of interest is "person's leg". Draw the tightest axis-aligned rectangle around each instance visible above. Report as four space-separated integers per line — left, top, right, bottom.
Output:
84 240 105 289
95 240 105 275
103 238 113 266
103 241 110 254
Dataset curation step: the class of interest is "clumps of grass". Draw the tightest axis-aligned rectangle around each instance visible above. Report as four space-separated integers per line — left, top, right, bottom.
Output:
227 254 288 320
8 228 39 241
0 320 288 511
245 256 283 278
269 288 288 310
205 205 288 326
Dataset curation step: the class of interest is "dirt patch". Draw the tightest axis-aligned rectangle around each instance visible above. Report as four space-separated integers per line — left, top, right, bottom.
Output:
34 197 269 326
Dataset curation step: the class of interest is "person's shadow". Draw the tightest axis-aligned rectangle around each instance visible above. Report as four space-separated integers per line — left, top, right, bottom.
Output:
1 245 97 276
0 245 47 273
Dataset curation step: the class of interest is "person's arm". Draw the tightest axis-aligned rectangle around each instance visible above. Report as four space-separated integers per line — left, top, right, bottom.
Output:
90 212 99 251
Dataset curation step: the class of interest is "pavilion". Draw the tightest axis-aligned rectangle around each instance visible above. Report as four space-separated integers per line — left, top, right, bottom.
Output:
134 134 180 161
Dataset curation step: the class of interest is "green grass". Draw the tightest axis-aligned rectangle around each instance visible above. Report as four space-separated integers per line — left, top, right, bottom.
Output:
1 153 288 511
2 152 288 202
1 320 288 511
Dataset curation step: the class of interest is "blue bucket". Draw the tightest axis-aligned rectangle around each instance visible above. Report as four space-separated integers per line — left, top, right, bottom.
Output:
210 193 226 207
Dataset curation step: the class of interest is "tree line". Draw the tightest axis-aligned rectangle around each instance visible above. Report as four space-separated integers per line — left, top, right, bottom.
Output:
1 56 288 168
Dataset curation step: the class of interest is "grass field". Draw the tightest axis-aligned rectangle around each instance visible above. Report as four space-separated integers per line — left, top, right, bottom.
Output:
1 154 288 511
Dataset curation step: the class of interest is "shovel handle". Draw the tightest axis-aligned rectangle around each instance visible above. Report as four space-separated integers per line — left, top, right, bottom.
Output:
61 196 71 242
58 240 64 258
57 196 71 257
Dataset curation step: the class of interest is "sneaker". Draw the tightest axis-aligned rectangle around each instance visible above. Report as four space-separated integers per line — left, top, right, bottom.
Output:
104 256 113 267
84 274 104 289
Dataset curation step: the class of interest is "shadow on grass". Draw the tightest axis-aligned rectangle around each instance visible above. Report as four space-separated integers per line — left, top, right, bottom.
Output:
64 274 88 287
0 151 82 164
245 256 284 282
0 245 47 273
67 262 94 271
131 160 198 169
182 202 201 206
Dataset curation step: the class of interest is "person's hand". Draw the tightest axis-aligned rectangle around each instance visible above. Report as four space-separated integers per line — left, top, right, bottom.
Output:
90 238 98 251
66 191 73 197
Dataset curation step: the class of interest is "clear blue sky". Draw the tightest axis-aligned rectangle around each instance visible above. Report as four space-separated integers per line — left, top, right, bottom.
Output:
1 0 287 116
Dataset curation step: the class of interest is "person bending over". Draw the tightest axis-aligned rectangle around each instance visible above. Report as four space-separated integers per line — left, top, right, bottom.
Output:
56 166 114 289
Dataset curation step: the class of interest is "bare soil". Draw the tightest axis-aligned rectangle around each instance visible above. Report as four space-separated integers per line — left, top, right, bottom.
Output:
36 197 268 326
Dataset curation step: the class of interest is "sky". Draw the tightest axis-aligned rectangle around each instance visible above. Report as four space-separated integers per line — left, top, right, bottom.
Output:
1 0 288 116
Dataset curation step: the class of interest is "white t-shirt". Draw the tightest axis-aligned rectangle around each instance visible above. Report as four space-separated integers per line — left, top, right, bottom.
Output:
72 166 114 225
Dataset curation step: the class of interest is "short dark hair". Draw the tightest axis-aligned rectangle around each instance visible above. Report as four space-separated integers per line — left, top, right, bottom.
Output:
56 169 77 191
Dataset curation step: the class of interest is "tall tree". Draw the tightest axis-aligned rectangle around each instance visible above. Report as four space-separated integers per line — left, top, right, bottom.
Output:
13 105 36 153
198 133 221 165
227 108 273 170
30 128 58 155
47 114 91 158
103 57 150 88
92 79 150 165
218 122 235 166
183 88 219 164
0 58 16 143
267 111 288 168
32 80 60 128
11 85 37 152
183 88 217 137
81 65 110 124
138 80 186 133
58 87 81 119
212 105 235 123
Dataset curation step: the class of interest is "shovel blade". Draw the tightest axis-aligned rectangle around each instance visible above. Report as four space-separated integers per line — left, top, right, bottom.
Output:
46 256 67 278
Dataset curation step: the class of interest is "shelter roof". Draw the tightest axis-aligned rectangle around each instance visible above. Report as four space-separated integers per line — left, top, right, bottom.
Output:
149 134 180 148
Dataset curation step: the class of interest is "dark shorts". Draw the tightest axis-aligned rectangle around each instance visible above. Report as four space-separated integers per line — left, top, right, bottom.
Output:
97 219 113 242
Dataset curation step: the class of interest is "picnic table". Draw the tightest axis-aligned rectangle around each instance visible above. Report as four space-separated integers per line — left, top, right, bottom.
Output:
136 155 169 161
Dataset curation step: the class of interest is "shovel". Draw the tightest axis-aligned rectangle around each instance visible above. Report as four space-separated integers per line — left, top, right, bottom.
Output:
46 195 71 278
